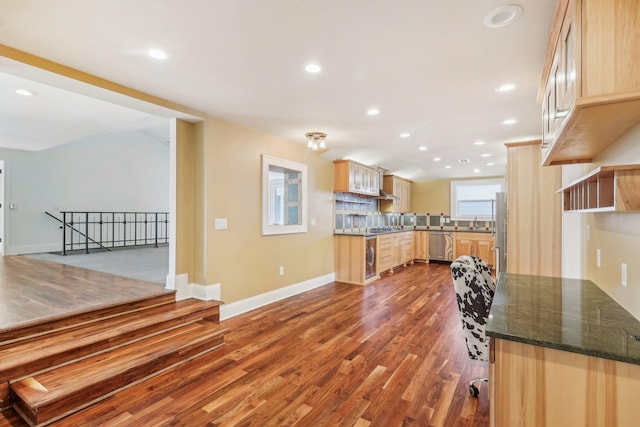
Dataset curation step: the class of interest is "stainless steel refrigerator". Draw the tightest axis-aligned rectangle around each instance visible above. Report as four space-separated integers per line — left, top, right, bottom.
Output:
493 192 508 274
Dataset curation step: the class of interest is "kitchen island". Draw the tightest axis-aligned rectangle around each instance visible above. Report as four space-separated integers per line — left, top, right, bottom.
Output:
486 273 640 426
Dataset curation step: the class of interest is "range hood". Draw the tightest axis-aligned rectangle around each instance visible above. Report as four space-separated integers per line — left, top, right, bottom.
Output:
374 189 398 200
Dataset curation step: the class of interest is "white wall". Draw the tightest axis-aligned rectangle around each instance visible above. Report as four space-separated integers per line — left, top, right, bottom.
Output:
562 123 640 319
561 164 585 279
0 130 169 254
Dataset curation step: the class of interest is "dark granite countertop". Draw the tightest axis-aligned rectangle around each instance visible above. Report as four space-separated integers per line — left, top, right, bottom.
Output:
487 273 640 365
334 229 493 237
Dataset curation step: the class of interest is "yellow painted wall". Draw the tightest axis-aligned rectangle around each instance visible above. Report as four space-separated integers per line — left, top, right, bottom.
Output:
203 117 334 303
0 45 335 306
412 179 451 214
580 123 640 319
412 176 506 215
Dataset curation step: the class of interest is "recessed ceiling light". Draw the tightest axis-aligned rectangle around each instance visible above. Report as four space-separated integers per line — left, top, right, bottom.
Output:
473 140 486 146
400 132 411 138
433 157 441 162
444 165 452 169
458 158 470 164
148 49 167 60
480 153 492 157
474 168 481 173
501 118 518 125
418 146 428 151
483 5 523 29
367 108 380 116
16 89 36 96
495 83 516 92
304 63 322 74
485 162 495 166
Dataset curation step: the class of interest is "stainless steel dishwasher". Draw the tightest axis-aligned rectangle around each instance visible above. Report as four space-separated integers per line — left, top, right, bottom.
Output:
429 231 453 262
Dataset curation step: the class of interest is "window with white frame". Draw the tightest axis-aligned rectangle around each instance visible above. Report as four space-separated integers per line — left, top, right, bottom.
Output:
450 178 504 220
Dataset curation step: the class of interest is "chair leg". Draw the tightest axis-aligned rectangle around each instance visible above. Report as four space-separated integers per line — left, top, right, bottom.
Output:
469 377 488 397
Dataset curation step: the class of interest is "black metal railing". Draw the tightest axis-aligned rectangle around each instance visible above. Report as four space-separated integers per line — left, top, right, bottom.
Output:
46 211 169 255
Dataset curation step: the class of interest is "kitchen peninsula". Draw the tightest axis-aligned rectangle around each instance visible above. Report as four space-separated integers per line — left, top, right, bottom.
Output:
487 273 640 426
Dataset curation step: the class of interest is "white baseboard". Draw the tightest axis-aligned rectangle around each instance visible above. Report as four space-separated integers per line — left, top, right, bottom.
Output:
219 273 335 321
190 283 221 301
6 243 60 255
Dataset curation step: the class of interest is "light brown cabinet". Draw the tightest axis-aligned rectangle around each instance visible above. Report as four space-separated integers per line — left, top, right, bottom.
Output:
377 234 394 274
333 160 380 196
453 232 495 267
558 164 640 212
491 338 640 427
413 231 429 262
377 231 414 274
506 141 562 277
381 175 412 213
540 0 640 166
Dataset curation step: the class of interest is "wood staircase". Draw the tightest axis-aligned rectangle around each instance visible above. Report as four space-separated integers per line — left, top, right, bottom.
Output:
0 291 226 426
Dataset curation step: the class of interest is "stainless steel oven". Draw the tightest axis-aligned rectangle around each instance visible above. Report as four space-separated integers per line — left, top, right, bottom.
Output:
366 236 377 278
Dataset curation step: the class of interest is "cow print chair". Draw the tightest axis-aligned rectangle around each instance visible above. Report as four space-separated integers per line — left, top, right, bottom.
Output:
450 255 495 397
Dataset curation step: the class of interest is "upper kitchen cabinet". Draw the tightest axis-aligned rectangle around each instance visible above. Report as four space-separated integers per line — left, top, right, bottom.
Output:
540 0 640 166
381 175 412 213
333 160 381 196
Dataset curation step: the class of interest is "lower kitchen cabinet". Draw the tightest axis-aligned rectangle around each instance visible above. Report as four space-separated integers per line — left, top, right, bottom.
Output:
336 232 418 283
334 235 379 285
453 232 495 267
413 231 429 262
377 234 394 274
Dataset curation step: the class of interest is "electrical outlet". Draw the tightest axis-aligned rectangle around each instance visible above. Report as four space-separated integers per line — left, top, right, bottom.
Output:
596 249 601 268
279 266 284 276
622 263 628 287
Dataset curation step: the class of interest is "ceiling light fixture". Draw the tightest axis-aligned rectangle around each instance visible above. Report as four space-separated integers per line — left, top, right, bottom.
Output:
458 158 470 164
480 153 492 157
367 108 380 116
400 133 411 138
16 89 36 96
306 131 327 151
418 146 428 151
474 168 481 173
495 83 516 92
485 162 495 166
501 118 518 125
444 165 452 169
433 157 441 162
473 140 486 146
483 5 523 28
305 63 322 74
148 49 167 60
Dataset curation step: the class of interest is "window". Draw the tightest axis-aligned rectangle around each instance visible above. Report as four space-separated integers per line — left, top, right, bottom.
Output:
262 155 307 235
450 178 504 220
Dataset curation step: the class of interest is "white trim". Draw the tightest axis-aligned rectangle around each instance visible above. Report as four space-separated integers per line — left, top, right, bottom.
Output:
189 283 221 301
261 154 308 235
219 273 335 320
166 272 188 298
450 177 504 221
6 242 60 255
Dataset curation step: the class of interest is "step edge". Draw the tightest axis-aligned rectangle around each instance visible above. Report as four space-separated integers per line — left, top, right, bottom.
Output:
11 325 227 407
14 339 226 426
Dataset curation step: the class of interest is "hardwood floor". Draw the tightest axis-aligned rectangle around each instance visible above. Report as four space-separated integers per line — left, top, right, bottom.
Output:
0 262 489 426
0 256 169 330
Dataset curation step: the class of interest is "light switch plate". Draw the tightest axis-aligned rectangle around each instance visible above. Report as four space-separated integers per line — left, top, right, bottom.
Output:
214 218 228 230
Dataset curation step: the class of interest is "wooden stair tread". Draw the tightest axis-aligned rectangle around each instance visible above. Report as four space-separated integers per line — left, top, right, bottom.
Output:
0 299 221 380
12 321 227 424
0 291 177 345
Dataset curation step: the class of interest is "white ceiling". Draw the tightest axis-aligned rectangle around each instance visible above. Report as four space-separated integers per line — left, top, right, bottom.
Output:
0 0 556 180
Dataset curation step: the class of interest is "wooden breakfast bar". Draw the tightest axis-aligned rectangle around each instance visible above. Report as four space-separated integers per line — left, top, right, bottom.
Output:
486 273 640 427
